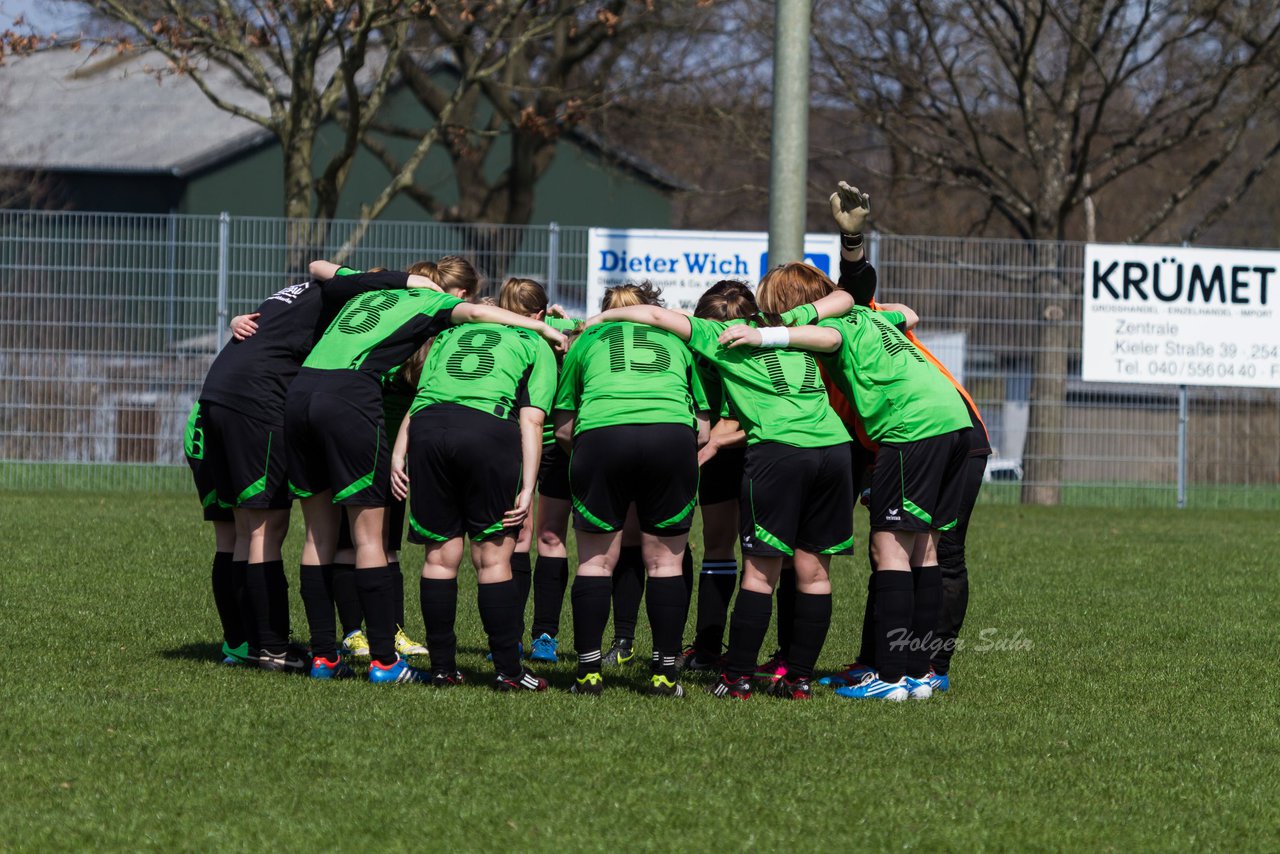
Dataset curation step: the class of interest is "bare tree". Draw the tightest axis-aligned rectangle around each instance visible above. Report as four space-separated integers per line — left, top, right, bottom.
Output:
59 0 417 262
360 1 719 225
814 0 1280 504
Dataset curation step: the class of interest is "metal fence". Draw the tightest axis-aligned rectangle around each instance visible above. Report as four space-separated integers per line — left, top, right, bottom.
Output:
1 209 1277 508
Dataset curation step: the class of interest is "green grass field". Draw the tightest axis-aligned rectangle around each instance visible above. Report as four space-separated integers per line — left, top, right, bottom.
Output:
4 492 1279 851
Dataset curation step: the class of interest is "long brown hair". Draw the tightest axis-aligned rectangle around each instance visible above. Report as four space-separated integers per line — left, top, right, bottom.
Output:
602 281 664 311
498 277 548 318
694 279 761 322
756 262 835 324
408 256 479 301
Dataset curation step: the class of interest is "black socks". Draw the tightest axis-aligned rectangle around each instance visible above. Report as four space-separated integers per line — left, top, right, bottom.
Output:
775 564 796 658
787 592 832 680
875 570 914 683
477 580 523 676
390 562 406 630
611 546 644 641
726 589 772 679
299 564 338 660
572 575 612 676
210 552 247 648
694 559 737 656
419 577 458 672
933 562 969 676
910 565 942 678
645 576 685 678
331 561 363 637
511 551 532 637
245 559 289 655
354 565 397 665
856 570 877 668
531 555 569 638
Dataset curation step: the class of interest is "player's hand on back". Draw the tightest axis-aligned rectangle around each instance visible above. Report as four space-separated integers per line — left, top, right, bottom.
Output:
230 313 260 341
717 325 763 349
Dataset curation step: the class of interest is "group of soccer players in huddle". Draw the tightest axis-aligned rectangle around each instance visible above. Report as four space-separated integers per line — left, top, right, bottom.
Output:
185 181 989 701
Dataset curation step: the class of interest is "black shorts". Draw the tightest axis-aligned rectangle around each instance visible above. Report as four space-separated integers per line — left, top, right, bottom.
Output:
698 444 746 506
284 374 388 507
570 423 699 536
184 401 235 522
407 404 522 543
335 500 406 554
740 442 854 558
187 400 290 512
870 429 971 533
538 442 570 501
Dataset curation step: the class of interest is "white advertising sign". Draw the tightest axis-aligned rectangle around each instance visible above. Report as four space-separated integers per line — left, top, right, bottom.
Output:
586 228 842 313
1081 243 1280 388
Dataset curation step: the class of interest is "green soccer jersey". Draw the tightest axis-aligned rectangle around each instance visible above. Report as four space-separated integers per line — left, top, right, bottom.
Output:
553 321 709 434
817 306 970 443
685 317 849 448
303 288 463 378
410 322 557 421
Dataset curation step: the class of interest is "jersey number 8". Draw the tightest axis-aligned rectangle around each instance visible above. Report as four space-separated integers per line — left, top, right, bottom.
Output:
444 327 503 380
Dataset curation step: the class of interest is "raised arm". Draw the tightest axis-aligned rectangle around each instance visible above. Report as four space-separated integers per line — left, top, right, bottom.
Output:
451 302 568 353
584 305 692 342
309 260 343 281
808 289 854 322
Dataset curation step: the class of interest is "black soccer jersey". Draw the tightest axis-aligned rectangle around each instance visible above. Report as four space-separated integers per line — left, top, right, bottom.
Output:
199 268 409 420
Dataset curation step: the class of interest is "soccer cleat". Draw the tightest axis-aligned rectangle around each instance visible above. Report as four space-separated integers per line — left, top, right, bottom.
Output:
571 671 604 695
834 673 910 701
905 675 934 700
368 656 430 685
648 674 686 697
342 630 371 659
220 641 253 666
601 637 636 667
430 668 466 688
767 676 813 700
529 633 559 663
394 627 428 657
754 649 788 683
707 673 754 699
818 661 876 687
257 645 311 674
310 655 355 680
494 669 548 692
924 670 951 693
678 646 724 673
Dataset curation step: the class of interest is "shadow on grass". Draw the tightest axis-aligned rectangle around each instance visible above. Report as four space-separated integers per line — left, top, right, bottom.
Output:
159 641 225 665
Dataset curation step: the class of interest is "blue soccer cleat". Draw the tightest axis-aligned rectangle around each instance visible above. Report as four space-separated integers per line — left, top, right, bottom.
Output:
924 670 950 693
310 655 355 680
818 661 876 687
529 633 559 663
834 673 910 701
904 675 934 700
368 655 430 685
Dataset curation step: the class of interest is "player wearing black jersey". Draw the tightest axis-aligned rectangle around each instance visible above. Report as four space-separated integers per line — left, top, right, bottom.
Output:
287 258 567 685
193 262 424 674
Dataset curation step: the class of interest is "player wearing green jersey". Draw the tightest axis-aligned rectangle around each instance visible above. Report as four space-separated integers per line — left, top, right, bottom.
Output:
389 285 559 692
554 282 711 697
721 265 972 702
495 278 580 663
585 276 856 700
285 257 567 685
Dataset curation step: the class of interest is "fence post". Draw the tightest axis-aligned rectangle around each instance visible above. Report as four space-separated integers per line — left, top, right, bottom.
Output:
216 211 230 350
547 221 560 304
867 230 880 278
1177 384 1188 509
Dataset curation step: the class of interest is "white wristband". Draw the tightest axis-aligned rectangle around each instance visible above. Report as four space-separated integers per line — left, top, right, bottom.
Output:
757 326 790 347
